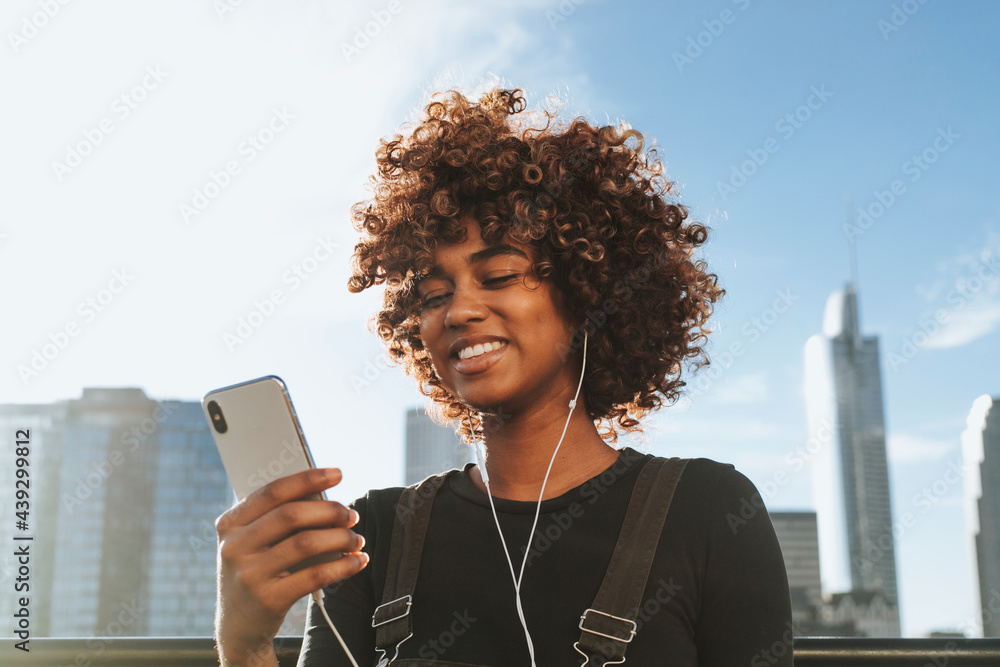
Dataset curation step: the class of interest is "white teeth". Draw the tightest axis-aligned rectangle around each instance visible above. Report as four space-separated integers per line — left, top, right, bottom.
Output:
458 340 506 360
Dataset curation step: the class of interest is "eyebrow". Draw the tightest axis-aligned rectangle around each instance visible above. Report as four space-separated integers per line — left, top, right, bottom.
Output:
417 244 531 282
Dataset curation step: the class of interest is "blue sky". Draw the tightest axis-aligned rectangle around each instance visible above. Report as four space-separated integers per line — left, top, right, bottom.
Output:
2 0 998 638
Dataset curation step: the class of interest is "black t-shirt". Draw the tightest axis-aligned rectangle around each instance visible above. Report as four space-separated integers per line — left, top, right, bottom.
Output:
297 448 793 666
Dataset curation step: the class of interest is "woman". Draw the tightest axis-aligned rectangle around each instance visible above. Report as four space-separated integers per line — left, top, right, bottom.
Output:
215 87 793 666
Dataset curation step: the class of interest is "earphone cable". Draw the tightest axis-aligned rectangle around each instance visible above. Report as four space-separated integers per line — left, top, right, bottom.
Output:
474 328 588 667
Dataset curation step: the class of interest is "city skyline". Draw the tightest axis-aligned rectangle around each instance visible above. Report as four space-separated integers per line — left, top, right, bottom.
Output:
4 385 996 638
3 0 997 637
0 389 226 637
0 388 316 640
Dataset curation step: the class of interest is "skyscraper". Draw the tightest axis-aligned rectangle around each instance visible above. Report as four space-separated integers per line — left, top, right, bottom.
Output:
0 388 231 637
405 407 473 485
962 394 1000 637
804 283 900 636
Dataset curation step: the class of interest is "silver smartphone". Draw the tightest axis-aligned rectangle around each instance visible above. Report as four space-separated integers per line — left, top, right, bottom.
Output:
202 375 342 572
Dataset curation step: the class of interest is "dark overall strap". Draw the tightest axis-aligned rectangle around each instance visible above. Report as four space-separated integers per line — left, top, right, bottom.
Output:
575 456 689 665
372 472 450 665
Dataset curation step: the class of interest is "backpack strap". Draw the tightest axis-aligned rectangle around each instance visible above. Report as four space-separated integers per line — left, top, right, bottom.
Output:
372 472 450 667
574 456 689 666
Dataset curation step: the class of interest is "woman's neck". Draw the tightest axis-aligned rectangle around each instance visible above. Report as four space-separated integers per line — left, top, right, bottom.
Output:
468 405 620 502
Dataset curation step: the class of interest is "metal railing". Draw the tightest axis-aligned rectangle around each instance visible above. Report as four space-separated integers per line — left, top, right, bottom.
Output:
3 636 1000 665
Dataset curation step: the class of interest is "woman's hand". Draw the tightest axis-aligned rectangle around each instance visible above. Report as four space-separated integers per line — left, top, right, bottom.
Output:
214 467 369 665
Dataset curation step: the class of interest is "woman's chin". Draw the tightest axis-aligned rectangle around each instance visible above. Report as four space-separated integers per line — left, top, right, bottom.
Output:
458 395 516 422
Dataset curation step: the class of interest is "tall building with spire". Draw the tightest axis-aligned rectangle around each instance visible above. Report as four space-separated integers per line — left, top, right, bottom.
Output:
804 283 901 636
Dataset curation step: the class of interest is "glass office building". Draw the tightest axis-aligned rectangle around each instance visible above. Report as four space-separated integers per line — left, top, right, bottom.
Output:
0 388 231 637
963 395 1000 637
404 406 474 486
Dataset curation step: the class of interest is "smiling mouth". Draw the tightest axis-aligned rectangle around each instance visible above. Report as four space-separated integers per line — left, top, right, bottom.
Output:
451 341 508 374
455 340 508 360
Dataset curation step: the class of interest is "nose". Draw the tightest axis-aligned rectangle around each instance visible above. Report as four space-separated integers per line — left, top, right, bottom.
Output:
443 282 488 328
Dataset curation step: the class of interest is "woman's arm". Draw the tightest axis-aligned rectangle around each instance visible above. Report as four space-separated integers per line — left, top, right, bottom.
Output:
696 464 794 667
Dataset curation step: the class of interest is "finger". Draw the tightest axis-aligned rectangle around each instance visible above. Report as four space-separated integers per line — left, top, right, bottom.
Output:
256 526 365 581
261 550 370 608
219 467 343 533
239 499 359 553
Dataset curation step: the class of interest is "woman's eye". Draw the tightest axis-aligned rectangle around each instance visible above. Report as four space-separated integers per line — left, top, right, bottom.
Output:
483 274 520 287
419 274 520 309
420 293 450 309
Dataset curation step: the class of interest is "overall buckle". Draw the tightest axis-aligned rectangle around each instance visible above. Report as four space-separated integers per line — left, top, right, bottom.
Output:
573 608 636 666
372 595 413 666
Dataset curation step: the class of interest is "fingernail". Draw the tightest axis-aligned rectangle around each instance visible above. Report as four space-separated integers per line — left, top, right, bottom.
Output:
325 468 341 482
357 552 370 567
350 509 360 524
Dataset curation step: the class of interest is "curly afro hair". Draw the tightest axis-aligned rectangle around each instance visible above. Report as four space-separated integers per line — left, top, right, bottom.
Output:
348 87 724 444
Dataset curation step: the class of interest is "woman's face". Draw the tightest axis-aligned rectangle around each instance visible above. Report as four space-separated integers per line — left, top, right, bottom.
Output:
416 216 581 416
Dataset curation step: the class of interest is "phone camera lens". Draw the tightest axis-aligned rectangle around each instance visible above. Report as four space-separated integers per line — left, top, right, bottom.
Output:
207 400 228 434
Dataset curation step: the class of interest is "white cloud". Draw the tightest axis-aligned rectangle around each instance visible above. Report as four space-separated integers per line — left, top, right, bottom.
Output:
911 232 1000 349
924 298 1000 349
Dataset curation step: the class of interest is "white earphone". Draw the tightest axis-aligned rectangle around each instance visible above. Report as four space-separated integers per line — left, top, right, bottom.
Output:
472 327 589 666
